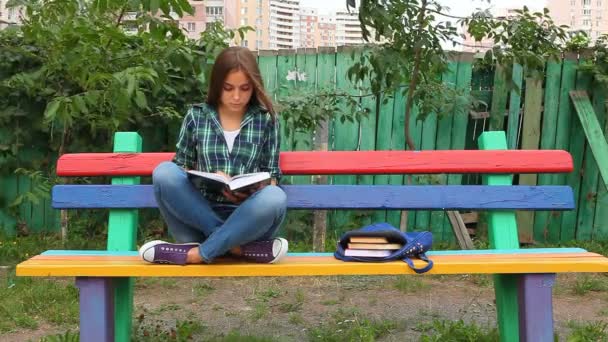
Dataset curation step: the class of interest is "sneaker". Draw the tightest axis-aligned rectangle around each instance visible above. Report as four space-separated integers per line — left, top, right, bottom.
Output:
240 238 288 264
139 240 200 265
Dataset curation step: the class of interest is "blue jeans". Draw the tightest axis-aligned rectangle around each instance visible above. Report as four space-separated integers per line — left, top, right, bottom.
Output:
152 162 287 263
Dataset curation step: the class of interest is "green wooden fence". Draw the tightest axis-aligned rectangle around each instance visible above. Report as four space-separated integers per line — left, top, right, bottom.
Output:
2 47 607 244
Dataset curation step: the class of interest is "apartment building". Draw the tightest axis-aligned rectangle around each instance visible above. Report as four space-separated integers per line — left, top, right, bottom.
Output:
547 0 608 41
335 10 364 46
299 7 317 48
268 0 300 49
176 0 238 39
0 0 23 29
317 14 337 47
237 0 270 50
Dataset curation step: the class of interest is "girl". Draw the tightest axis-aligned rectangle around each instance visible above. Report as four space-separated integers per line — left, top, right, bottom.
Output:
139 46 288 265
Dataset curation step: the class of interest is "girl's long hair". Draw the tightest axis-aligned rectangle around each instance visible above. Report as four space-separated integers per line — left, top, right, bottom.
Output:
206 46 275 116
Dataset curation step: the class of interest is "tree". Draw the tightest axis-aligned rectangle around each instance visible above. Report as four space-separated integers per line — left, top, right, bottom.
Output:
346 0 473 234
0 0 249 229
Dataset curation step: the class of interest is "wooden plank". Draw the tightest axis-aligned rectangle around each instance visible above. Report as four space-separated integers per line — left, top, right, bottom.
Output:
506 63 524 149
570 90 608 241
0 174 18 235
291 49 317 185
594 85 608 241
489 64 509 130
408 93 423 230
518 75 544 243
570 91 608 191
52 184 575 210
106 132 141 342
357 50 379 226
17 253 608 277
331 47 360 233
387 89 407 228
56 150 574 177
372 94 395 223
446 53 474 242
276 49 297 153
416 74 439 231
18 174 31 233
561 55 593 241
534 59 563 243
446 211 474 249
478 131 521 342
258 50 279 97
550 53 579 243
312 47 336 252
430 60 457 238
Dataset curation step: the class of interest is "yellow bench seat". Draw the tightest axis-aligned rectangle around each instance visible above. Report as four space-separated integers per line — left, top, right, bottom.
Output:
17 252 608 278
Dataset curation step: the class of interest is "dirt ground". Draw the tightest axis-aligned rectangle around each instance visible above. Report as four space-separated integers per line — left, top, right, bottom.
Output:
3 273 607 341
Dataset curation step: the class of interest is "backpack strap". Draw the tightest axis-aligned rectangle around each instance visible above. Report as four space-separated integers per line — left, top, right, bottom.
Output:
403 253 434 274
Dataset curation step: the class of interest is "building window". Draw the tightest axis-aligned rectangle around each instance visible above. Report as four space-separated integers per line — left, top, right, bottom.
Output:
583 19 591 26
241 18 248 25
187 22 196 31
256 40 263 49
583 9 591 15
257 7 262 15
256 18 262 26
206 6 223 16
257 29 263 36
241 7 247 14
582 0 591 5
241 39 248 47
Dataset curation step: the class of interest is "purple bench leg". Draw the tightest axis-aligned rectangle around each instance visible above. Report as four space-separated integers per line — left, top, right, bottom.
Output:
518 273 556 342
76 277 115 342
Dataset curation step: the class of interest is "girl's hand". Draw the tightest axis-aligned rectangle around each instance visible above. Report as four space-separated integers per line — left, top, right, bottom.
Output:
221 189 249 204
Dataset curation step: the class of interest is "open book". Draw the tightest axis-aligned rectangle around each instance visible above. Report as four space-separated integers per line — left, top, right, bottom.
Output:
187 170 271 193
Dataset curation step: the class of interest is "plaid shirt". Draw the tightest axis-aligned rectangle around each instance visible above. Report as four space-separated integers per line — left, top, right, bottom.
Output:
173 103 282 203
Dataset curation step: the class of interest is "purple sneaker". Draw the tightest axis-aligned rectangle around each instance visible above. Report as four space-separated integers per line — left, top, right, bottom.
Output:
139 240 200 265
240 238 289 264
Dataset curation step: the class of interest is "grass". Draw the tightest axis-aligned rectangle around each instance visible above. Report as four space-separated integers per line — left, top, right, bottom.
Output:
566 320 608 341
415 319 499 341
206 331 278 342
131 317 206 342
192 281 215 297
0 233 103 266
571 275 608 295
0 274 78 333
278 289 305 313
38 330 79 342
394 276 430 293
308 307 403 342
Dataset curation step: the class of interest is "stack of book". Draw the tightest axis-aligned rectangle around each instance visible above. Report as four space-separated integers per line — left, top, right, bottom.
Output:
344 237 403 257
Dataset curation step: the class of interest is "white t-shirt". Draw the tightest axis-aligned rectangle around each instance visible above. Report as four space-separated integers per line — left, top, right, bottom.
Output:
223 129 241 153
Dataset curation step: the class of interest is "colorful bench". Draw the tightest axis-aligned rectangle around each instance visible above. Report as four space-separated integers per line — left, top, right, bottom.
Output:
16 130 608 342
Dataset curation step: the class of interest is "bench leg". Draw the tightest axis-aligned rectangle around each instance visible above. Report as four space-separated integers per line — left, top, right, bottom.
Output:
518 273 556 342
76 277 115 342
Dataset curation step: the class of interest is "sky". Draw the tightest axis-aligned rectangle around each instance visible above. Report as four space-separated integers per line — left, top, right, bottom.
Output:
299 0 548 16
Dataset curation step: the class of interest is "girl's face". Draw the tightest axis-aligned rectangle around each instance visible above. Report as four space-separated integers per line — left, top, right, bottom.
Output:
220 69 253 114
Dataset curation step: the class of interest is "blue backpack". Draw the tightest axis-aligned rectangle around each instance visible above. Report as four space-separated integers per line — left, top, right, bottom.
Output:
334 222 434 274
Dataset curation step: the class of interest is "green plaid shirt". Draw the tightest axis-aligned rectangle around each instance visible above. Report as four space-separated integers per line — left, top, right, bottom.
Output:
173 103 282 203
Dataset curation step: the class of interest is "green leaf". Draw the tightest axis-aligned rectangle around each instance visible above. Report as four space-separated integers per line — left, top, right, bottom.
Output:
44 99 62 121
127 75 136 96
73 96 88 114
134 90 148 109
